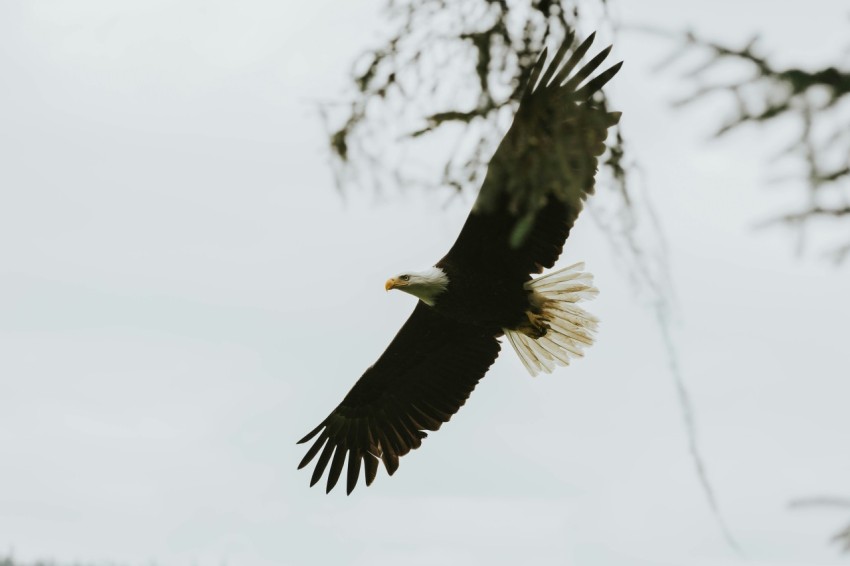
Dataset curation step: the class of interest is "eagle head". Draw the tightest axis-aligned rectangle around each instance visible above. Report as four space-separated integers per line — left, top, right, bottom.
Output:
385 267 449 306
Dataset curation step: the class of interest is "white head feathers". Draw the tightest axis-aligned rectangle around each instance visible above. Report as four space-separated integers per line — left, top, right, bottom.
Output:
386 266 449 306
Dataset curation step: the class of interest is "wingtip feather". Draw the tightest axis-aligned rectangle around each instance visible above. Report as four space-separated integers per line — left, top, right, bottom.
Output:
573 61 623 99
364 453 379 486
310 441 335 487
539 41 571 87
383 452 400 476
325 445 347 493
298 431 328 470
346 451 362 495
297 422 324 444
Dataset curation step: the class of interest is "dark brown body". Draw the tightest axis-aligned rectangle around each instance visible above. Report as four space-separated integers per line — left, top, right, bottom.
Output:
431 257 534 331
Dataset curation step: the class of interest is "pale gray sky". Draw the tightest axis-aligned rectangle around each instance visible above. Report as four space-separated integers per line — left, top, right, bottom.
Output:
1 1 849 565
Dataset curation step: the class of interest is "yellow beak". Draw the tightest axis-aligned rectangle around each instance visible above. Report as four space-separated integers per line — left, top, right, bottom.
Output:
385 278 396 291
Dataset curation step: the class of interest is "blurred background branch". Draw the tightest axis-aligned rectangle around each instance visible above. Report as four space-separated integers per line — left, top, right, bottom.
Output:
790 496 850 553
656 26 850 552
653 28 850 262
321 0 624 198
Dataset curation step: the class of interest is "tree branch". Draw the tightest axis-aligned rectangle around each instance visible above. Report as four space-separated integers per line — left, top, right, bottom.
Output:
653 28 850 261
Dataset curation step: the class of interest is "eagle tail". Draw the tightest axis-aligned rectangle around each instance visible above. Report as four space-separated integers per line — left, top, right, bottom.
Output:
504 262 599 376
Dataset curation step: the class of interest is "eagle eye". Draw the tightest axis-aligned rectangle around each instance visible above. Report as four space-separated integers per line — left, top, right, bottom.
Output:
400 275 410 282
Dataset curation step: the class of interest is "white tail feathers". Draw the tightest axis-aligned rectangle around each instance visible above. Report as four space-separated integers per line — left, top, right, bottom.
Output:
504 262 599 377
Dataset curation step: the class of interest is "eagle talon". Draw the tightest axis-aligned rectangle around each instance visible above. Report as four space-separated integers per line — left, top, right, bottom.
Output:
513 310 549 338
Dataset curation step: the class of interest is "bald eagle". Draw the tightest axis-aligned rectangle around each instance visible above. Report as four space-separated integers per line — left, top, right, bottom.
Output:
298 32 622 494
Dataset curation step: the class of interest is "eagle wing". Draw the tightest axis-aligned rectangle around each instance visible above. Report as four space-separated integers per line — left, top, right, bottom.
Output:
297 302 501 494
440 32 622 277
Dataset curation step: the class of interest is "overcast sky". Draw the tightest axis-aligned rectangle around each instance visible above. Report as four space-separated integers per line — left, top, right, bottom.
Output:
1 1 849 565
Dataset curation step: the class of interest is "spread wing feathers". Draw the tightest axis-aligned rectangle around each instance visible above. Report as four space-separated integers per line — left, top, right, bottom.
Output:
297 302 501 494
442 33 622 277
